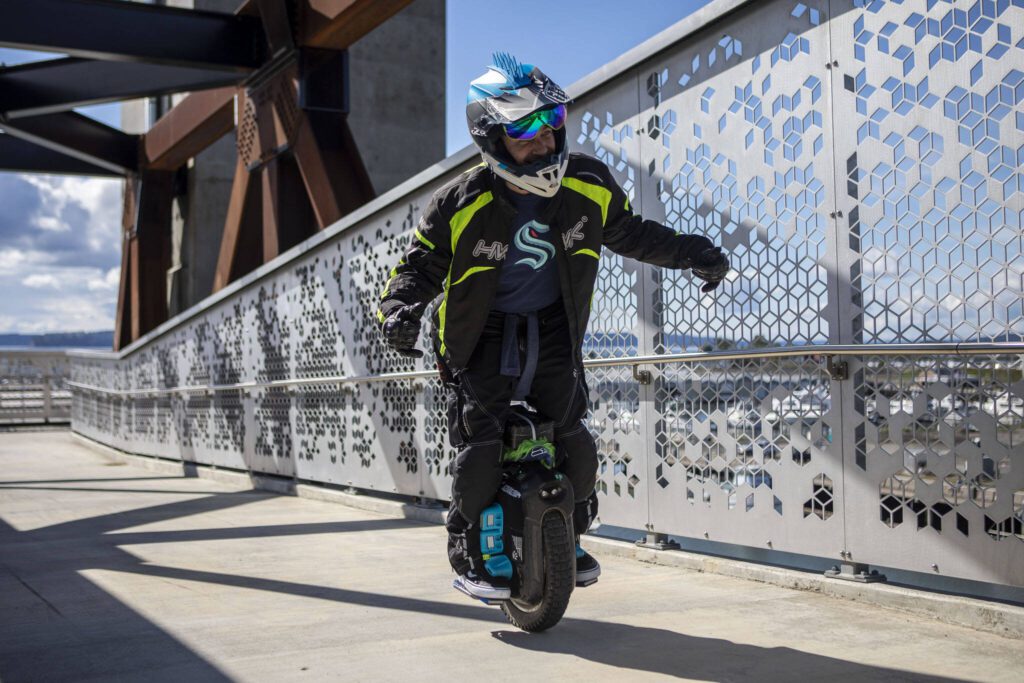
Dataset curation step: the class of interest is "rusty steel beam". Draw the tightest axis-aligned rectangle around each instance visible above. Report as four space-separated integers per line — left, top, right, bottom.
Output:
144 87 237 171
0 0 264 72
261 160 282 261
300 0 414 50
291 113 342 229
213 154 257 292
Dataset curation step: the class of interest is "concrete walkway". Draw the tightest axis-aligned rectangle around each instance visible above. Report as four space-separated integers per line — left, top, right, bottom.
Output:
1 430 1022 683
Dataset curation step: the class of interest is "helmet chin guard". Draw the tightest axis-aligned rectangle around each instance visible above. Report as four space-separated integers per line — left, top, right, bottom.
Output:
466 53 571 198
485 153 568 198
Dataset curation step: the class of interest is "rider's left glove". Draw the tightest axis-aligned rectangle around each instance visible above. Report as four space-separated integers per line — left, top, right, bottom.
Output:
381 301 427 358
691 246 730 293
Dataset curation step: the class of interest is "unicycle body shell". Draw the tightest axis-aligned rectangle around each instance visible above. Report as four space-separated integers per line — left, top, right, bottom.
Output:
485 405 577 631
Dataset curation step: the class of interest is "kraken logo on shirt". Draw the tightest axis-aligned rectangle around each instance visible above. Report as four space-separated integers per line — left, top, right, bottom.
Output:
514 221 555 270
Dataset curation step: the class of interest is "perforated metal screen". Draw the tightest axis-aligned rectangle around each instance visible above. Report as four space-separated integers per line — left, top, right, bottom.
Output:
71 0 1023 587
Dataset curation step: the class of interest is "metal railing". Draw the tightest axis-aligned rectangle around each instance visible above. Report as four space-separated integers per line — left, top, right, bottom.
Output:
65 342 1023 397
0 350 72 424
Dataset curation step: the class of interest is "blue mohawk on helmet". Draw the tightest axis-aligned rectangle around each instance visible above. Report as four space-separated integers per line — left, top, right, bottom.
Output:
490 52 533 88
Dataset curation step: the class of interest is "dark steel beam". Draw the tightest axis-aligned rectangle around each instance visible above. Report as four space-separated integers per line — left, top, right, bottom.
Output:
0 133 120 176
0 112 138 175
144 87 237 171
131 171 173 339
0 58 244 119
0 0 264 72
114 177 134 351
255 0 295 57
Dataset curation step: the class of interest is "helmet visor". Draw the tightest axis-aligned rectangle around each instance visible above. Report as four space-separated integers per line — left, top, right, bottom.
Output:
503 104 567 140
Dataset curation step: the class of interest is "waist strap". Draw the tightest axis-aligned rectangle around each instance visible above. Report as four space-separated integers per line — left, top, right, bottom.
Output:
499 312 540 400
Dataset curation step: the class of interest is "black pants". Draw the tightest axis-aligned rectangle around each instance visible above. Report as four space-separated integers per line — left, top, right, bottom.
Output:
441 302 599 567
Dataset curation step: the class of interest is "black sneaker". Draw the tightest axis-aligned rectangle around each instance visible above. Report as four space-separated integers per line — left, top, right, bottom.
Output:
575 545 601 586
453 570 511 601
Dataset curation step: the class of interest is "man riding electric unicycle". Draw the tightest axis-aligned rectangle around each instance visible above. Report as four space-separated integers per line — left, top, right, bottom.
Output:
377 53 730 621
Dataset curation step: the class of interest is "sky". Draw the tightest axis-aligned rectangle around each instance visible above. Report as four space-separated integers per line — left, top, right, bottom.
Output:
0 1 710 335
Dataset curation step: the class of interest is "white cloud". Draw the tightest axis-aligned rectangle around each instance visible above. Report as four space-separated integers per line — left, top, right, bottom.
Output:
0 248 52 274
18 174 123 264
1 172 122 333
87 267 121 291
35 215 69 232
22 274 61 289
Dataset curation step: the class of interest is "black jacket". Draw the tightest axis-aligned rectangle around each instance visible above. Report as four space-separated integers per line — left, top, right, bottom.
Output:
377 153 714 370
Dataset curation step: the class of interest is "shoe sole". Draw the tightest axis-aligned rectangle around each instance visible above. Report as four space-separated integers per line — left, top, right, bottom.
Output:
452 578 511 602
576 566 601 587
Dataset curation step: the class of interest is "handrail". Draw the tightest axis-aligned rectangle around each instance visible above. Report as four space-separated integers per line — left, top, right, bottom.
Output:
65 341 1023 397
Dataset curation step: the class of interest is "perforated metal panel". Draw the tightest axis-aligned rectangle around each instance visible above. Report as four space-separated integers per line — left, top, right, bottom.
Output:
575 69 652 531
70 0 1023 587
828 0 1024 582
0 351 71 423
630 0 848 556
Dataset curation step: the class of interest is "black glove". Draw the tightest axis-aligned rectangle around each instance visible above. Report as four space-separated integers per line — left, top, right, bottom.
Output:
381 301 427 358
691 246 730 293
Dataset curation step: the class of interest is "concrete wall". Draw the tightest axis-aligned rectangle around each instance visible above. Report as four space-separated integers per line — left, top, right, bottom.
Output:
346 0 446 195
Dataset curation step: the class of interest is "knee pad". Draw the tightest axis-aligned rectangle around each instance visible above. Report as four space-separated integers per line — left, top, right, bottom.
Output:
555 424 598 501
450 440 504 522
573 489 599 536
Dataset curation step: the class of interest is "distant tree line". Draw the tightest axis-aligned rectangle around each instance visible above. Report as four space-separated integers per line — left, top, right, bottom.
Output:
0 331 113 348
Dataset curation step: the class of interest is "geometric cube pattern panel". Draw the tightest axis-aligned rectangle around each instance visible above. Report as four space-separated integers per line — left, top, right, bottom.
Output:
646 356 845 556
843 353 1023 582
637 0 838 352
830 0 1024 343
69 0 1023 587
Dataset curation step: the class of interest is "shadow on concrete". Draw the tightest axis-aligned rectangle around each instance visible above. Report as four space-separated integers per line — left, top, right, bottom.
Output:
492 623 968 682
0 469 978 683
0 490 268 682
0 484 248 496
0 476 183 485
123 562 503 624
0 479 491 682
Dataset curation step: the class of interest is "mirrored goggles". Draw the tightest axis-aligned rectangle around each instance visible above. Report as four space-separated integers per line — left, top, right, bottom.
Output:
503 104 567 140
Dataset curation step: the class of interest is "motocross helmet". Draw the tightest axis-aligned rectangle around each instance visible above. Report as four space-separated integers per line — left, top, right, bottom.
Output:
466 53 571 197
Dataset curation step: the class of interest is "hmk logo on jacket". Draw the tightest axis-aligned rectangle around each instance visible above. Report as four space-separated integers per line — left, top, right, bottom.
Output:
563 215 588 250
473 239 509 261
514 221 555 270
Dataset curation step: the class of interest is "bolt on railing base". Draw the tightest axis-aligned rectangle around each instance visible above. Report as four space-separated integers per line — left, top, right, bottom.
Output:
824 561 886 583
635 532 680 551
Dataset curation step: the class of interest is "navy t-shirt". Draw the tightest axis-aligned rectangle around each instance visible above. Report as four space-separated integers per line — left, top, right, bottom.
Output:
492 192 561 313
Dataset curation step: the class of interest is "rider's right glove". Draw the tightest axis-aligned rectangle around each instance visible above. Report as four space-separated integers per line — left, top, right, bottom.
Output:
690 246 730 293
381 301 427 358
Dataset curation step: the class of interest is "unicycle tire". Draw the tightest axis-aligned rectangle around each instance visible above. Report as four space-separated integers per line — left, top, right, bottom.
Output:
501 512 574 632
